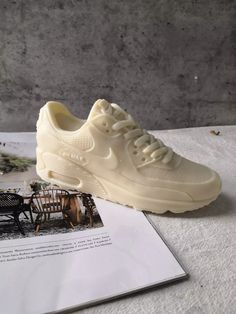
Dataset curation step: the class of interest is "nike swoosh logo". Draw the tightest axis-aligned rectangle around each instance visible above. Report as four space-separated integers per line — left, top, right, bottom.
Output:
92 147 118 170
61 147 118 170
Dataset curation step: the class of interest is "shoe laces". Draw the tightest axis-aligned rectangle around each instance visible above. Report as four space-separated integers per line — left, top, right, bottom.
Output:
101 103 174 164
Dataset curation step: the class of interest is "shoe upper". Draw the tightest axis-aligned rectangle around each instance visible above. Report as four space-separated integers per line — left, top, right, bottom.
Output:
36 99 221 203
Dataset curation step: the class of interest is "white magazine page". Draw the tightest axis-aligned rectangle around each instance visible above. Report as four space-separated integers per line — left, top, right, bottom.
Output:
0 133 187 314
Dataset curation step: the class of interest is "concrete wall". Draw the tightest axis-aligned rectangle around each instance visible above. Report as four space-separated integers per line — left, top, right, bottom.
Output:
0 0 235 131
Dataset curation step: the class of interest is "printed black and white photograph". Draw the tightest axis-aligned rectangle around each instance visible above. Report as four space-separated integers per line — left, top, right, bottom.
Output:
0 138 104 240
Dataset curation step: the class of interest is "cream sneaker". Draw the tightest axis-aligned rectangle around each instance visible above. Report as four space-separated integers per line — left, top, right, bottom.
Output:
36 99 221 214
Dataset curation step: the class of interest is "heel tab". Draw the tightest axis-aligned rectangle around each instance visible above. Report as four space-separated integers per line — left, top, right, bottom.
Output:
44 101 72 130
45 101 70 115
37 101 70 131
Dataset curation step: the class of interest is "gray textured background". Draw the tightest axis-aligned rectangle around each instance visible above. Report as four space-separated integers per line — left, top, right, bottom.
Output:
0 0 235 131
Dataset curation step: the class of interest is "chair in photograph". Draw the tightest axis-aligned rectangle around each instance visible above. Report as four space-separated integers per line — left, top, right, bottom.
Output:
0 193 30 235
30 189 74 233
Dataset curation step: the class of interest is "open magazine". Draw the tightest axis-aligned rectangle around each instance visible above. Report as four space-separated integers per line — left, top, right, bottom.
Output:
0 132 187 314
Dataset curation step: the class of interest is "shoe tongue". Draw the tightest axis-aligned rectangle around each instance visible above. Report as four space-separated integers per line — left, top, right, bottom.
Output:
87 99 128 122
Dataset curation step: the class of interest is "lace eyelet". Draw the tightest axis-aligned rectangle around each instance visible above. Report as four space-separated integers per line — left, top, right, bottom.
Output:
141 157 146 161
133 151 138 155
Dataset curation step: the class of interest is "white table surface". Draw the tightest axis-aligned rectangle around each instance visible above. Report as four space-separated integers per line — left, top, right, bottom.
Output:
75 126 236 314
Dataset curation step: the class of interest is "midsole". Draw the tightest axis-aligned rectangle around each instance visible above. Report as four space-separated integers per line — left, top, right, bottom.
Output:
37 167 218 214
94 175 218 211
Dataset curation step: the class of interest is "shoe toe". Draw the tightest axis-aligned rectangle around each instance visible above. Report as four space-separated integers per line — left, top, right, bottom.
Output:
186 166 222 202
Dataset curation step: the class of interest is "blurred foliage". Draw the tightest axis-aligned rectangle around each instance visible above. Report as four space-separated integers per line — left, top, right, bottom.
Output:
0 152 35 174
